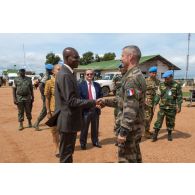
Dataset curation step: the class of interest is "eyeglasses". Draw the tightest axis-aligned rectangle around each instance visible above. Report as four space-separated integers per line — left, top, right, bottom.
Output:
86 73 93 76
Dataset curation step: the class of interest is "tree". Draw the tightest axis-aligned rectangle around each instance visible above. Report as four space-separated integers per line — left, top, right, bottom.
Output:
79 57 86 65
45 52 61 65
103 52 116 61
82 51 94 65
95 54 101 62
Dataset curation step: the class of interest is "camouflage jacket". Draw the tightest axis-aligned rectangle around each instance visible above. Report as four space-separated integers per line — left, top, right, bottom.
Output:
113 74 123 97
105 66 146 131
145 77 160 107
154 80 183 110
13 76 33 102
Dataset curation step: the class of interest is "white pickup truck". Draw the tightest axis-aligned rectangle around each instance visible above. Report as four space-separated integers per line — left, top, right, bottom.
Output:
8 73 18 86
96 72 121 96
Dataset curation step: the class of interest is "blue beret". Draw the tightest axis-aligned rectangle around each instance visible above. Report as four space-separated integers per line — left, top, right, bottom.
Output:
149 66 157 73
45 64 53 70
162 70 174 78
118 63 124 68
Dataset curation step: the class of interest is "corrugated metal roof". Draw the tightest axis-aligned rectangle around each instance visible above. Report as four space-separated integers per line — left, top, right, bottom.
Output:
76 55 180 70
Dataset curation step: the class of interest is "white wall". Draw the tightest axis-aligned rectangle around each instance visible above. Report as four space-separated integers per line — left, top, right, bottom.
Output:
156 60 169 80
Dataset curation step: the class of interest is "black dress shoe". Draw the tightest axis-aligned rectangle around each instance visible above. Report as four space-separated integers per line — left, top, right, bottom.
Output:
81 144 86 150
93 143 102 148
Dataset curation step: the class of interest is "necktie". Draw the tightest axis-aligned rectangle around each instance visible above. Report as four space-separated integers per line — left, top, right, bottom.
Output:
88 82 93 100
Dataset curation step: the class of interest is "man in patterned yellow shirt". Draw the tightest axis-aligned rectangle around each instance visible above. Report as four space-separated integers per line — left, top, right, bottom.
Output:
44 64 61 157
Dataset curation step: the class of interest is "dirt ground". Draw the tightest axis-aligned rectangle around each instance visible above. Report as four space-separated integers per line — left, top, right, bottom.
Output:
0 86 195 163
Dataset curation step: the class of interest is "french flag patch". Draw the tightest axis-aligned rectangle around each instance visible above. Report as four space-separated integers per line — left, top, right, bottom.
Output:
127 88 134 96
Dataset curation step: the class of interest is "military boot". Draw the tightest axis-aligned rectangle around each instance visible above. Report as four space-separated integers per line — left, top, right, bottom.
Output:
18 122 24 131
33 121 40 131
152 129 159 142
167 130 173 141
28 120 32 128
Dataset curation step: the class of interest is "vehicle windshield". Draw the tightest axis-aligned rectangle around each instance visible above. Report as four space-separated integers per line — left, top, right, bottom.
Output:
102 74 114 80
9 77 17 80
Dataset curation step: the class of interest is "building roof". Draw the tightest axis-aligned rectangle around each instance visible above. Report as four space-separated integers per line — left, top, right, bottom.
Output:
141 55 181 70
76 55 180 71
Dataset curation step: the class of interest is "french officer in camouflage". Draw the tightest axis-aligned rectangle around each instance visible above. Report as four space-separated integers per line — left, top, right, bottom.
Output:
99 45 146 163
152 70 183 142
13 69 34 130
144 66 160 138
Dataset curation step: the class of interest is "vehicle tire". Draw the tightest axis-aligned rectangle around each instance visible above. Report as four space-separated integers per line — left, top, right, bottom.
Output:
102 86 110 97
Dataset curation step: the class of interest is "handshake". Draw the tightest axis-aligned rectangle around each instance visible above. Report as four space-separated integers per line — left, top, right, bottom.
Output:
95 98 106 109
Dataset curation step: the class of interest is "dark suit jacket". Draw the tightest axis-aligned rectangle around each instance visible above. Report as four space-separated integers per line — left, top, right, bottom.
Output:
79 80 103 115
55 65 96 133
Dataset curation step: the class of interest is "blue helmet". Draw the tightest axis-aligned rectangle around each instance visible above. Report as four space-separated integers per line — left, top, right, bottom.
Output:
45 64 53 70
149 66 157 73
162 70 174 78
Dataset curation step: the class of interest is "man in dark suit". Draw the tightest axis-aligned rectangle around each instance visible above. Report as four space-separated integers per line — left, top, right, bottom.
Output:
79 69 103 150
55 47 98 163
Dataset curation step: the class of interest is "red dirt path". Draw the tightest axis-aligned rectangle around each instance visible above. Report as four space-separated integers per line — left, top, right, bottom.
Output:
0 87 194 163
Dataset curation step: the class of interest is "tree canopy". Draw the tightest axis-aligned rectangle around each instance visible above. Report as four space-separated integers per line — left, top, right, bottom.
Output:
102 52 116 61
45 52 61 65
80 51 116 65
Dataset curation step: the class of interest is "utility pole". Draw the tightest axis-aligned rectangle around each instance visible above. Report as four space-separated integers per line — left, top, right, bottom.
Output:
185 33 191 80
22 43 26 69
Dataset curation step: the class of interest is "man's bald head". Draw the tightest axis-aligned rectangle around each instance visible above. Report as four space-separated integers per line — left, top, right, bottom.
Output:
62 47 80 69
52 64 62 76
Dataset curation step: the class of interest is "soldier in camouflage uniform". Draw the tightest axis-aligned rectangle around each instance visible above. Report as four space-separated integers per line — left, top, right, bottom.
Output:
13 69 34 130
144 66 160 138
152 70 183 142
99 45 146 163
33 64 53 131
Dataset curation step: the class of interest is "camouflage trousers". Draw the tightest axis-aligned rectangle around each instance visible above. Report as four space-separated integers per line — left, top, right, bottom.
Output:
35 95 47 124
118 124 143 163
17 101 32 122
144 105 154 132
154 108 176 131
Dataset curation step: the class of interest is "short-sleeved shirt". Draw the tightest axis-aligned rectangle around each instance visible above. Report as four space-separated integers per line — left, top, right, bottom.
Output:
44 76 55 112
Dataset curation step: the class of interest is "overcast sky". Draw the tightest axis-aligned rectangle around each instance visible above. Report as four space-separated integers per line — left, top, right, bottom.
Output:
0 33 194 78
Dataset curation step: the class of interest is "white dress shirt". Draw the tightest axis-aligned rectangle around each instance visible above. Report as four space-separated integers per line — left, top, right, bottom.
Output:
86 80 96 100
64 64 73 74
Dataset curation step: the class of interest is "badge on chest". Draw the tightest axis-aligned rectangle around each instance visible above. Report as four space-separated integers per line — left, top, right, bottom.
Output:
168 90 172 96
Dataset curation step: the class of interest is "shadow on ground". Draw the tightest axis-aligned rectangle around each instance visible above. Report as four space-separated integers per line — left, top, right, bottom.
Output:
157 129 191 141
75 136 116 151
